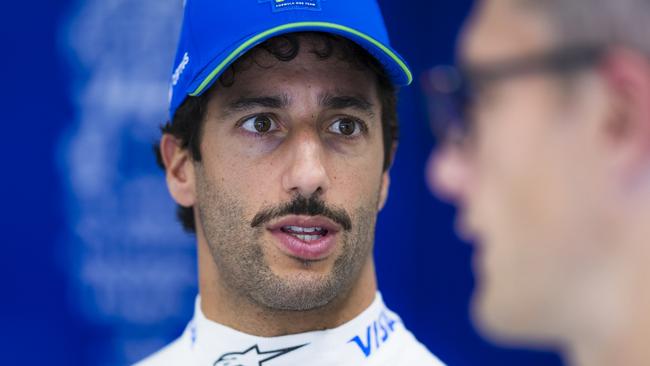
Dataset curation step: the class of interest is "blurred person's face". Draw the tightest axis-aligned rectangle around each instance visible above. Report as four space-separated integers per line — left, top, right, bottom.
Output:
163 37 389 312
428 0 627 345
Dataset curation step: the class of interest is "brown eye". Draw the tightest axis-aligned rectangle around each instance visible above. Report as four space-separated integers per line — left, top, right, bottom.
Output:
241 115 278 134
329 118 362 137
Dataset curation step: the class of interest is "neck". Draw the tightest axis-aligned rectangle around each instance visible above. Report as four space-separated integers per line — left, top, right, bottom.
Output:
196 235 378 337
565 254 650 366
568 321 650 366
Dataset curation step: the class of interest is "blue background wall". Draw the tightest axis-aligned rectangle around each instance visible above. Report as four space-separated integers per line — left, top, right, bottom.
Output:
1 1 563 365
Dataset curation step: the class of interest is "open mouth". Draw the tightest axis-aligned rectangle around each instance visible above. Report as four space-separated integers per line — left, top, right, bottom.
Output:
267 216 341 260
280 226 329 242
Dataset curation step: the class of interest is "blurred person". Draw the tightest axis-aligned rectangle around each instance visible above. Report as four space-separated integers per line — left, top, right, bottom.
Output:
426 1 650 365
136 0 445 365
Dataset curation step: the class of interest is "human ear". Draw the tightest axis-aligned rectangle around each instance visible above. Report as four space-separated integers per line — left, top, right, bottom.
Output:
160 133 197 207
600 49 650 163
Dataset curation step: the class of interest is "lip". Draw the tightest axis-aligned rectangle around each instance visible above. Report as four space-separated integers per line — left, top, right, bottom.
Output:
471 244 485 274
267 215 342 261
455 212 477 244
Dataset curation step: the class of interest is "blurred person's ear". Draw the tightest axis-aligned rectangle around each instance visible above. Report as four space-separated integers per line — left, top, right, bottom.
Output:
599 48 650 180
160 133 197 207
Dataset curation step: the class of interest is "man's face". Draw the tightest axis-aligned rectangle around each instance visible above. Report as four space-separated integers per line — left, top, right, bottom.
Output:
430 0 615 343
192 37 388 311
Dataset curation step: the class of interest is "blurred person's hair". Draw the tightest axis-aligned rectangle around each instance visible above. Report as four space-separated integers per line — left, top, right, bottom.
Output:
518 0 650 53
154 32 399 233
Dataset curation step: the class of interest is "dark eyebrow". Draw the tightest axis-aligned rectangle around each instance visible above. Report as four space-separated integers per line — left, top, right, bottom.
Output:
226 94 290 112
319 93 375 118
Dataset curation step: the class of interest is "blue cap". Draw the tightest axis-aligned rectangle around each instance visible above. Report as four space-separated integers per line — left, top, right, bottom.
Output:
168 0 412 119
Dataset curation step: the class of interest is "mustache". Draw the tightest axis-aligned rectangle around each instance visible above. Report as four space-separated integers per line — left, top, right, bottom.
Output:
250 195 352 231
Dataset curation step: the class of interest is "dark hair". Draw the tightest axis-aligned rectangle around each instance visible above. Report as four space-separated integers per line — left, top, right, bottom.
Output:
155 32 399 233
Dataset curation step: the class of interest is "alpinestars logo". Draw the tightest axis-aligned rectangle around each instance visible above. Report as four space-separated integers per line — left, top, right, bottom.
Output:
213 344 307 366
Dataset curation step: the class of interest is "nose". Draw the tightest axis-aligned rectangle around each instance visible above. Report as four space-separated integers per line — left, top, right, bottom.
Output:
426 143 473 204
281 132 331 197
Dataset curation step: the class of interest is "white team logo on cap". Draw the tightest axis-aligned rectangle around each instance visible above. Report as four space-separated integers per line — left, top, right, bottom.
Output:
171 51 190 86
258 0 323 12
213 344 306 366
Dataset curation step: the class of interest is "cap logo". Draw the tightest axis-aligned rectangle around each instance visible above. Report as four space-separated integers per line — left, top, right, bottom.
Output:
258 0 323 12
171 52 190 86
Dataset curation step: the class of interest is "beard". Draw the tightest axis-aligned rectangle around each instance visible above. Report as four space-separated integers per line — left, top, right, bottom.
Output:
195 169 378 312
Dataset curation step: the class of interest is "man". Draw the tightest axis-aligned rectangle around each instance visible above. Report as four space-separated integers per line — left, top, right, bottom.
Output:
137 0 445 365
428 0 650 365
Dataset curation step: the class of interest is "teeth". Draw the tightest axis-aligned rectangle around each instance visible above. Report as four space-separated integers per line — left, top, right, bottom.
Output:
296 234 321 241
285 226 322 233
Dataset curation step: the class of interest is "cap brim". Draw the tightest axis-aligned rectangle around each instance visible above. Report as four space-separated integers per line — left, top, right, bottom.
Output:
187 21 413 97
